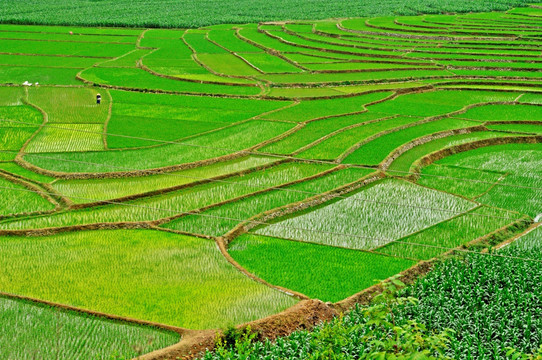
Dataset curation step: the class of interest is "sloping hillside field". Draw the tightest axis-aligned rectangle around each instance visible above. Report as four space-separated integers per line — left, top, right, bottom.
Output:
0 5 541 359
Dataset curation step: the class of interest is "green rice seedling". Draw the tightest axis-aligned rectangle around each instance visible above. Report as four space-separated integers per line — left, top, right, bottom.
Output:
98 49 154 68
521 93 542 104
1 162 329 228
0 66 81 86
0 230 296 329
208 29 263 53
79 67 262 96
435 143 542 216
229 234 415 302
267 87 345 98
24 120 294 173
367 90 520 117
28 87 110 124
255 178 476 250
0 176 55 216
52 156 277 201
377 206 518 260
25 124 104 153
0 31 138 43
343 117 477 165
0 162 55 183
418 164 505 199
0 87 23 106
239 53 302 73
387 131 521 173
458 104 542 122
163 167 372 236
0 296 179 360
261 91 393 122
197 53 261 76
0 127 38 153
0 54 98 68
260 112 386 155
297 115 423 160
0 38 134 58
258 69 451 85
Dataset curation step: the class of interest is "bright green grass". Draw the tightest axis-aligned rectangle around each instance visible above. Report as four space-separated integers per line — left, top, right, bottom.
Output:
0 176 55 216
0 162 329 229
343 118 478 165
229 234 415 302
458 104 542 121
262 92 393 122
25 124 104 153
0 296 179 360
52 156 277 201
163 167 373 236
387 131 521 173
0 230 297 329
256 178 476 250
376 206 518 260
27 87 110 124
24 120 294 173
418 164 505 199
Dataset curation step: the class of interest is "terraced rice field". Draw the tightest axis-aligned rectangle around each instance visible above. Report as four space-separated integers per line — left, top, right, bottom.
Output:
0 5 541 359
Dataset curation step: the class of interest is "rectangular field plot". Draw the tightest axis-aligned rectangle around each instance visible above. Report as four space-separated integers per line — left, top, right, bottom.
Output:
0 66 80 86
163 167 373 236
0 54 98 68
434 143 542 217
229 234 415 302
24 120 295 173
239 53 302 73
0 230 296 329
255 178 476 250
28 87 110 124
0 38 134 58
0 296 179 360
52 156 278 201
25 123 104 153
377 206 520 260
79 67 262 96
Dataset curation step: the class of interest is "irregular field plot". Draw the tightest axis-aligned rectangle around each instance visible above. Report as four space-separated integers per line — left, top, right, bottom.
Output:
229 234 415 302
163 167 374 236
0 296 179 360
26 123 104 153
0 176 55 216
52 155 277 201
24 120 294 173
255 178 476 250
0 230 296 329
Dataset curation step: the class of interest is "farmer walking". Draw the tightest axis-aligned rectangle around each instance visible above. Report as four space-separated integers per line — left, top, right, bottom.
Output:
96 93 101 105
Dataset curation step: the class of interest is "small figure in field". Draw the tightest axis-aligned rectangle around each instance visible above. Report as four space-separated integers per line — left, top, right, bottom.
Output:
96 93 101 105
